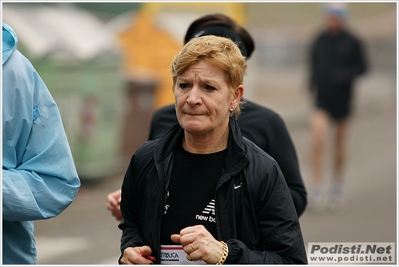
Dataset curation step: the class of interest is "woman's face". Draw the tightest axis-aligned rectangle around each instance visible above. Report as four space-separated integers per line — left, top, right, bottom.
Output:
174 60 241 137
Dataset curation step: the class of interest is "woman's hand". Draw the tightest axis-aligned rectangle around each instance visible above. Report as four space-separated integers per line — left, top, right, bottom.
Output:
171 225 224 264
106 189 123 221
120 246 156 264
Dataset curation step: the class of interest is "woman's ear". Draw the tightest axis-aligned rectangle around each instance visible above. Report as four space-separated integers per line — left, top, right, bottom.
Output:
233 85 244 105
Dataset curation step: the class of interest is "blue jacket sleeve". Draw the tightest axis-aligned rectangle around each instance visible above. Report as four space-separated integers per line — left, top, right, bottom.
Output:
2 49 81 221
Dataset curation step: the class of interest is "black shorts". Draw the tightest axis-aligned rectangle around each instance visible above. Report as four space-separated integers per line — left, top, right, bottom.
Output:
315 85 353 121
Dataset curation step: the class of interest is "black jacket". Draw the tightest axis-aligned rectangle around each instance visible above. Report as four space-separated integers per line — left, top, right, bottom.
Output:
119 118 307 264
148 100 307 217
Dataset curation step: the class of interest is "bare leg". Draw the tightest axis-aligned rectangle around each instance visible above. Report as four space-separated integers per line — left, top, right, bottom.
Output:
328 118 349 211
308 109 329 212
310 109 329 184
333 118 349 181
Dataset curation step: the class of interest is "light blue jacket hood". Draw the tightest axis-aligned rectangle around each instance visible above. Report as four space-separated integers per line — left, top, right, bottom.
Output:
2 22 18 65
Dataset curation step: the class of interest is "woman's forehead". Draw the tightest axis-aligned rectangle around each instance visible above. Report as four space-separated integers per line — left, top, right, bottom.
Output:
179 61 224 79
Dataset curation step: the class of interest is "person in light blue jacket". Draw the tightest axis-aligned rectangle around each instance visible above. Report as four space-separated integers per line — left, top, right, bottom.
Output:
2 22 81 264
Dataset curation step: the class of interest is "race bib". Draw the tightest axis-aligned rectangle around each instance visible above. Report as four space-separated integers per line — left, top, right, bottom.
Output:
160 245 206 265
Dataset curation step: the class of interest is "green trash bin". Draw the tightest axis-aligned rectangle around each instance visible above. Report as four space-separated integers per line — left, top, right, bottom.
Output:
33 55 126 180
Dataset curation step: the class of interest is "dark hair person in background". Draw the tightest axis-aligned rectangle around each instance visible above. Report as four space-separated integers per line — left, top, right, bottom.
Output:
118 35 307 264
107 13 307 220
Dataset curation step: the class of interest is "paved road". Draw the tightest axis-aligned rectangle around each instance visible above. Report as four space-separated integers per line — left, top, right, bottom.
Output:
34 69 396 265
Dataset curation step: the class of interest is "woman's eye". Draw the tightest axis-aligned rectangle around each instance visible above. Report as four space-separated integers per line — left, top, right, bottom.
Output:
204 85 216 91
179 83 190 89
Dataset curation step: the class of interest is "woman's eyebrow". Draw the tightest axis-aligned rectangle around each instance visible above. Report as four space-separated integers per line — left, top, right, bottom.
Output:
178 74 220 86
177 77 190 82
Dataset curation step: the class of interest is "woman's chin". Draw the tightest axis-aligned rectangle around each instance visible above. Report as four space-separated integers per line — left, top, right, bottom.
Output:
181 121 208 134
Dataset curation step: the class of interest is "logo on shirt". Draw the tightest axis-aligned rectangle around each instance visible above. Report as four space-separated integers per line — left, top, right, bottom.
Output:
195 199 216 223
161 245 206 265
160 251 179 262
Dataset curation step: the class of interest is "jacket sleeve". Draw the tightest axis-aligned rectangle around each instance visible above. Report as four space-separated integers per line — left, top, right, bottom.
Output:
118 140 162 262
225 158 307 264
118 154 145 253
332 35 368 83
265 112 307 217
2 50 81 221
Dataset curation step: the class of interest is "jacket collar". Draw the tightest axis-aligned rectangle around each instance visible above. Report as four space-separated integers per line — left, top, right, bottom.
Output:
154 117 249 173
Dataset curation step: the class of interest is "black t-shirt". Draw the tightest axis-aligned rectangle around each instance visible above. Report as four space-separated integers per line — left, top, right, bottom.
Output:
160 143 225 245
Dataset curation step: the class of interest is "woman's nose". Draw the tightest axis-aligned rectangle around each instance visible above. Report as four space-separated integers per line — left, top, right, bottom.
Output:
186 86 202 105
